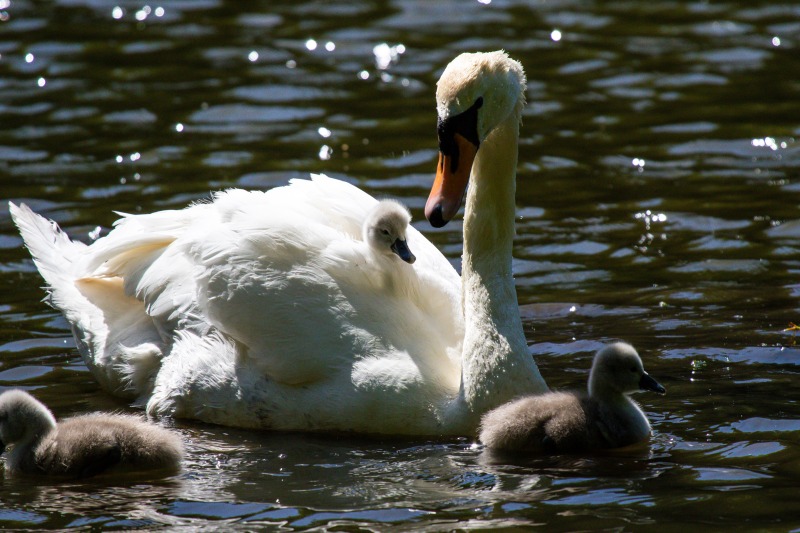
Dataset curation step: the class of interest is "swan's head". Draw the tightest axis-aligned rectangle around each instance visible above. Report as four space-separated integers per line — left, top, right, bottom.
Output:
425 50 527 227
587 342 666 398
363 200 416 264
0 389 57 450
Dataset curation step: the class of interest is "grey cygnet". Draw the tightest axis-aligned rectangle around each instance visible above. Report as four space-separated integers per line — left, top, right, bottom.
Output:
480 342 665 454
0 389 184 477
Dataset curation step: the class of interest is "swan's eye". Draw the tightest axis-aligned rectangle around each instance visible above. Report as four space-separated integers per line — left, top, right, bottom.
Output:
630 367 638 373
437 96 483 164
381 229 390 236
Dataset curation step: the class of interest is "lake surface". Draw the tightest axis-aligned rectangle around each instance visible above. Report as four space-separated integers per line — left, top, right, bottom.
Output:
2 0 800 529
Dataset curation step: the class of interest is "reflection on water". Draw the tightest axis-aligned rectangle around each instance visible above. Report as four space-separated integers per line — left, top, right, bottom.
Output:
2 0 800 529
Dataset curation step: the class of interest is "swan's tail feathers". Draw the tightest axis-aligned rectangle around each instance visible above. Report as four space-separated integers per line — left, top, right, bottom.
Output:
9 202 87 293
9 202 165 400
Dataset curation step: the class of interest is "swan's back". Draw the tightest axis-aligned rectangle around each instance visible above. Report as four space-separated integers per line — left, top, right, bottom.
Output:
10 174 465 433
184 182 461 386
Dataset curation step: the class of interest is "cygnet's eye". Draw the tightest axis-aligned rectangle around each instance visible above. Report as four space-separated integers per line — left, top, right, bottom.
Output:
630 366 638 373
381 229 390 236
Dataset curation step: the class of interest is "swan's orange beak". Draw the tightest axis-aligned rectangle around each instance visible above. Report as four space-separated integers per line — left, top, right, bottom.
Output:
424 133 478 228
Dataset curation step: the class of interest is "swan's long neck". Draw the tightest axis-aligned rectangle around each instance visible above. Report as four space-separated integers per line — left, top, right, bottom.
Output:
458 111 547 423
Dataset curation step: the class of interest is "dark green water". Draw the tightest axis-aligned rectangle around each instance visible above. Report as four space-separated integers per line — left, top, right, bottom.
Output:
2 0 800 529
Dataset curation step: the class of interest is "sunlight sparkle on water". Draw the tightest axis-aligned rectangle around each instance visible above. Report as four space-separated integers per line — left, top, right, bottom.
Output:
305 39 317 51
175 123 184 133
635 210 667 231
88 226 102 241
154 6 164 17
551 29 562 41
37 77 45 87
248 51 259 62
772 36 781 47
752 137 778 150
112 6 123 19
318 145 332 160
325 41 335 52
318 127 332 138
135 6 151 21
25 53 34 63
373 43 405 70
359 70 370 80
0 0 10 9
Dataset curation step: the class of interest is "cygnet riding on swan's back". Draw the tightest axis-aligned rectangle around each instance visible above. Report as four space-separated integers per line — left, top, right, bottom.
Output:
480 343 665 453
364 200 416 264
9 50 547 435
0 390 183 477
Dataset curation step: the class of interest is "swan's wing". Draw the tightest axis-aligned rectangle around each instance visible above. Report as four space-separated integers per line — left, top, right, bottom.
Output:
84 205 214 338
184 207 375 385
185 183 462 387
14 176 463 401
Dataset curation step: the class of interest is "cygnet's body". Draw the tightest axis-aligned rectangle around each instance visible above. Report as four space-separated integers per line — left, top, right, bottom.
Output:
480 343 665 454
363 199 416 264
0 390 184 477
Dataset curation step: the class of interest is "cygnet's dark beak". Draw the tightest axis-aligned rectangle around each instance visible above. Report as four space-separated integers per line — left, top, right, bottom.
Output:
639 373 666 394
391 238 416 264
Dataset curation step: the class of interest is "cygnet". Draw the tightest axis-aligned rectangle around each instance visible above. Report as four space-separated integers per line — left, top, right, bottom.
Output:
363 200 416 264
480 342 665 454
0 389 184 477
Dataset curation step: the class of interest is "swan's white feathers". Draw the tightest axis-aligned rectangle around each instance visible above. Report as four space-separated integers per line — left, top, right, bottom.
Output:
10 52 552 435
10 174 462 430
9 203 161 399
187 201 459 386
148 329 455 433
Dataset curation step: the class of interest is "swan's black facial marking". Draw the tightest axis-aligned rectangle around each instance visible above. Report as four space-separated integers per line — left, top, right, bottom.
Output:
437 97 483 172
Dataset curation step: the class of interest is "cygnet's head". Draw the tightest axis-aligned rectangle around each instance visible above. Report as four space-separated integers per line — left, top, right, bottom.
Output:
588 342 666 398
0 390 57 449
363 200 416 264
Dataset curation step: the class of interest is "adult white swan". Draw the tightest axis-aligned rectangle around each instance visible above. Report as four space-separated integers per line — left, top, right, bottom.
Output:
10 51 547 435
